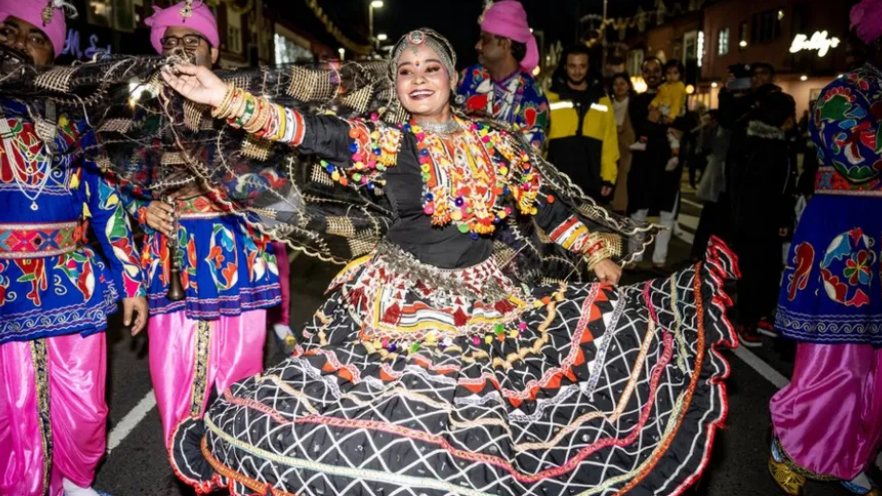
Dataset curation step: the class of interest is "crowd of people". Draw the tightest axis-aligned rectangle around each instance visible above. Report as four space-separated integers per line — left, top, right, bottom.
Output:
0 0 880 496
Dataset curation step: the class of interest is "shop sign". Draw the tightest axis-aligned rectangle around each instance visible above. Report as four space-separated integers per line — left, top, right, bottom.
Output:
789 31 840 57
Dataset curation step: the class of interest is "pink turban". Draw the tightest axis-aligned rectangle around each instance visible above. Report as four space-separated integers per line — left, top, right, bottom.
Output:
851 0 882 44
144 1 219 55
480 0 539 73
0 0 68 58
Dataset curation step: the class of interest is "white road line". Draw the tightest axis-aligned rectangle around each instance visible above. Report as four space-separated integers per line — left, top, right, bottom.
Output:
681 197 704 209
674 207 882 471
106 390 156 453
730 346 790 389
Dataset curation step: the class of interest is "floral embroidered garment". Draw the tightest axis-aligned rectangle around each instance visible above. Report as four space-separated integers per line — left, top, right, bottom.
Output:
776 64 882 344
457 64 549 149
120 132 281 319
0 98 144 344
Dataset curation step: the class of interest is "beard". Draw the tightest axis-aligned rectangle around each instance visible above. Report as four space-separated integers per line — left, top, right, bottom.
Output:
0 44 35 77
567 74 587 87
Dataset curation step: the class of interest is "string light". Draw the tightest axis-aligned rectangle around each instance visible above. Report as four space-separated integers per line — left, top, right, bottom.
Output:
304 0 371 54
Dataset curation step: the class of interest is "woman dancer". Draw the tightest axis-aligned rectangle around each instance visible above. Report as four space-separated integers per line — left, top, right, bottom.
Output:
161 29 737 496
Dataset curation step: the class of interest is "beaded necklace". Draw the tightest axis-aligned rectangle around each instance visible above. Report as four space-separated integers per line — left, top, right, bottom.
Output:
325 114 544 238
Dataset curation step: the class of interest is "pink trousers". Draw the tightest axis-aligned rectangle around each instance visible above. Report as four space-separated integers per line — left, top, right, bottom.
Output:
771 342 882 480
0 333 107 496
272 241 291 327
148 310 267 446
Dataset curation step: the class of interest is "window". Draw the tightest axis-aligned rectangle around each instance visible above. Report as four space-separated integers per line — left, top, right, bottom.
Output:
752 9 782 44
627 50 644 76
227 9 242 54
718 28 730 55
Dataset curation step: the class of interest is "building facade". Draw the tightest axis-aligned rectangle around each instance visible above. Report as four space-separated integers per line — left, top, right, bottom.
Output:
620 0 853 116
57 0 332 67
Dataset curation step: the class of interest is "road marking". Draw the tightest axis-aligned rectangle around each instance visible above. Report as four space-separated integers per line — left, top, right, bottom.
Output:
106 390 156 453
681 197 704 209
674 206 882 472
730 346 790 389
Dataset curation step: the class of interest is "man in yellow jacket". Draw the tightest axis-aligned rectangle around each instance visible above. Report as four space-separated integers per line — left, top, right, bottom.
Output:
546 46 619 203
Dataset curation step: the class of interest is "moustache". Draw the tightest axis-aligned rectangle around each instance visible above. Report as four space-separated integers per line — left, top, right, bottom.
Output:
0 44 35 77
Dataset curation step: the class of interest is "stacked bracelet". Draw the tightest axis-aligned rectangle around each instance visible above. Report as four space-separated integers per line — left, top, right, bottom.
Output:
583 232 623 271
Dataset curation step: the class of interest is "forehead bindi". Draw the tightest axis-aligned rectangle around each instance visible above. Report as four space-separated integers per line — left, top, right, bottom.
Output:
398 44 441 66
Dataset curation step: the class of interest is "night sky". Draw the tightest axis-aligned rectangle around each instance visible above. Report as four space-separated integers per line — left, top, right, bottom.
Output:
286 0 651 68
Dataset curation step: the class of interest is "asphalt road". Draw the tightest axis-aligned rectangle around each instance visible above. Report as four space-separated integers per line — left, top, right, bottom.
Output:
91 185 878 496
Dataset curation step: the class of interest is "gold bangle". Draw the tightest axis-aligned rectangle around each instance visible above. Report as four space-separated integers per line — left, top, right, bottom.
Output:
584 232 622 271
231 90 250 121
218 88 241 120
247 97 272 135
243 96 266 133
211 84 235 118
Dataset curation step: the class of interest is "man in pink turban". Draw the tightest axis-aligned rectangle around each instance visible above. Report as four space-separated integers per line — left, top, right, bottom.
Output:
0 2 148 496
457 0 549 149
766 2 882 495
126 0 284 461
0 0 67 65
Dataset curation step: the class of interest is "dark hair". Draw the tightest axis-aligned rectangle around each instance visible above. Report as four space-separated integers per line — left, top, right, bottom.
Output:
664 59 685 76
751 62 776 77
707 109 720 120
563 45 591 62
611 72 634 95
642 56 662 70
511 40 527 62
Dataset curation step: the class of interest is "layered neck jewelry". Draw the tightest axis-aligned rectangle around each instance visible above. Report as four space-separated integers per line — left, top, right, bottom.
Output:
0 111 52 211
401 116 541 239
413 118 459 135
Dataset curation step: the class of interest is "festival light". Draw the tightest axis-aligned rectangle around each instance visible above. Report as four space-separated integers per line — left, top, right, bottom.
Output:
631 76 648 94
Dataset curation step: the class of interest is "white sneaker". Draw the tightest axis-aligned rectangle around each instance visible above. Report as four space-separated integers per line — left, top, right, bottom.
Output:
665 156 680 171
629 141 647 151
63 479 100 496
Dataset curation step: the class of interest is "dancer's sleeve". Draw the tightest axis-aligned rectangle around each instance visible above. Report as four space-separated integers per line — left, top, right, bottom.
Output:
499 132 620 269
78 126 146 299
812 77 882 184
227 100 364 164
529 182 622 269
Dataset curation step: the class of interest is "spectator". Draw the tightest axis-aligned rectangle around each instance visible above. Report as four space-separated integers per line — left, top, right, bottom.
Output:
611 72 636 213
724 64 799 347
626 57 681 270
457 0 548 148
546 45 619 202
692 110 731 259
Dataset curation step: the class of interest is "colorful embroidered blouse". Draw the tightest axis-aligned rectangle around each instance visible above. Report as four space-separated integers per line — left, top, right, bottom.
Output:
0 98 144 344
811 64 882 196
120 139 281 320
457 64 550 149
228 98 617 270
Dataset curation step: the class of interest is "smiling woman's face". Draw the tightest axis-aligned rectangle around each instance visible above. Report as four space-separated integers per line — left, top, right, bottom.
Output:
395 43 455 119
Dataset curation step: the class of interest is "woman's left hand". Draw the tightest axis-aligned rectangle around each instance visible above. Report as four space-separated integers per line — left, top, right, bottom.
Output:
593 258 622 285
160 63 228 107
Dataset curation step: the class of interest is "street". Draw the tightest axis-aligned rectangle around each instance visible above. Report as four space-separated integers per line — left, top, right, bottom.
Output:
92 184 877 496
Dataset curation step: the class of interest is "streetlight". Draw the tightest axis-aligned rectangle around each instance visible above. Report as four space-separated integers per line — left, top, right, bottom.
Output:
377 33 388 41
800 75 808 81
369 0 384 50
338 48 346 61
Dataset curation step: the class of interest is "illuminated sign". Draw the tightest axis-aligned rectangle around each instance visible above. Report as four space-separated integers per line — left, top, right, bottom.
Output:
789 31 840 57
62 29 112 60
697 31 704 67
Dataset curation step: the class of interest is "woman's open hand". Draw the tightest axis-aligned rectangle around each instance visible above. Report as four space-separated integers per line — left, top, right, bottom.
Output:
160 63 228 108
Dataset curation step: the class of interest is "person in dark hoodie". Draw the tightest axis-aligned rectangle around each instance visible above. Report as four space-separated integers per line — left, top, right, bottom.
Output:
546 45 619 202
728 83 798 348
